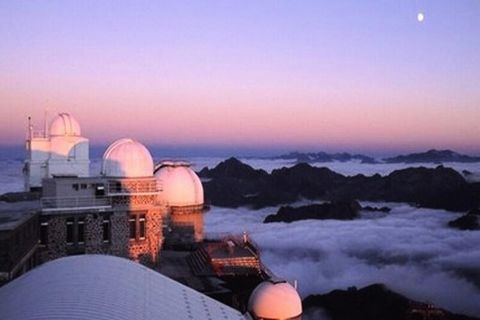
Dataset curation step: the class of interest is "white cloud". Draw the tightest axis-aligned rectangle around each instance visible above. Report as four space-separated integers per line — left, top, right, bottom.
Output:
204 202 480 317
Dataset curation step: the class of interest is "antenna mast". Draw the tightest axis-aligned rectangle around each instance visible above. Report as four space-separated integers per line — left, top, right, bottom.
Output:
28 116 32 140
44 108 48 138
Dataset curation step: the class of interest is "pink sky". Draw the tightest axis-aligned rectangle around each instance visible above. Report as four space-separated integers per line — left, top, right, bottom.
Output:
1 1 479 154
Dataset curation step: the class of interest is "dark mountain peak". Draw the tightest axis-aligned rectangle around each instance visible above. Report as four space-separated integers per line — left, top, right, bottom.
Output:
200 157 267 180
384 149 480 164
272 162 344 179
303 283 478 320
388 165 466 183
202 157 478 211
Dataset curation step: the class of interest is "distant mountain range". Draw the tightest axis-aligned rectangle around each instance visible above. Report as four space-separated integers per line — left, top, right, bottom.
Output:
199 157 480 211
383 149 480 163
266 149 480 164
268 151 378 164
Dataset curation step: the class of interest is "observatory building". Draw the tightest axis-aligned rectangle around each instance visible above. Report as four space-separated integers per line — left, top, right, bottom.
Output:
155 161 205 248
39 137 164 265
24 113 89 191
21 113 205 266
248 280 303 320
0 112 303 319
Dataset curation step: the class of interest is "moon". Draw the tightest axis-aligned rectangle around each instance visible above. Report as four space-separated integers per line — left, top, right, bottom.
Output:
417 12 425 22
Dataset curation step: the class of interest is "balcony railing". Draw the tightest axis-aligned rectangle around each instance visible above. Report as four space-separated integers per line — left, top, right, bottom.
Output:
105 181 159 195
41 196 112 211
30 130 47 139
205 232 261 256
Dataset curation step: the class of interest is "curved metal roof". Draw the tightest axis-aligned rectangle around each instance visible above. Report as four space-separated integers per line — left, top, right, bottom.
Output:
0 255 246 320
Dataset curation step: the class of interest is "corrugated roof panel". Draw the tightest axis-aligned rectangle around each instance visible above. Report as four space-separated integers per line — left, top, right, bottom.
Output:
0 255 246 320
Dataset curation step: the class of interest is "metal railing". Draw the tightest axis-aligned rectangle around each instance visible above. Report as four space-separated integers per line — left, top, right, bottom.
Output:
105 181 159 195
205 232 261 255
30 130 46 138
41 196 112 210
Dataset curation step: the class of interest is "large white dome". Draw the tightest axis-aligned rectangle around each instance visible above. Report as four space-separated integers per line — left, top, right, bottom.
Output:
102 138 154 178
248 280 302 320
154 161 204 207
49 113 81 136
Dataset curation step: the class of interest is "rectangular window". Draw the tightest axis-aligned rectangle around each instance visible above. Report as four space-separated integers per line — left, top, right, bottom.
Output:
129 216 136 240
72 184 79 191
77 218 85 244
80 183 87 189
66 218 74 244
95 184 105 196
139 215 146 240
103 215 111 243
40 222 48 245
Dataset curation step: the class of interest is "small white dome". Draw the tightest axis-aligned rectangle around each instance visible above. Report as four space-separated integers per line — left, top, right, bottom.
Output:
49 113 81 136
102 138 154 178
248 280 302 320
154 161 204 207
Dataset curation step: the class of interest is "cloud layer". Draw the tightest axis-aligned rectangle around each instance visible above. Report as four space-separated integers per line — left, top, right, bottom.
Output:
204 202 480 317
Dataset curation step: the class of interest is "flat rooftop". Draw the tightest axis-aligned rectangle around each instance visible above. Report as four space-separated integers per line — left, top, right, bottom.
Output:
0 200 39 231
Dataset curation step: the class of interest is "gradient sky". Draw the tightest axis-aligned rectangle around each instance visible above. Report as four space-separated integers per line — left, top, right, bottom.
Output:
0 1 479 154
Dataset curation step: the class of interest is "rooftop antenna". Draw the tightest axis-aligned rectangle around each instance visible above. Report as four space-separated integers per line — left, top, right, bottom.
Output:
27 116 32 140
43 108 48 138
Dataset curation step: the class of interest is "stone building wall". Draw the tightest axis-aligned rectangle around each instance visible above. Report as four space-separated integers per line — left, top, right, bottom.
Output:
112 195 157 207
109 213 130 257
39 215 68 262
39 205 166 267
84 214 104 254
128 209 164 267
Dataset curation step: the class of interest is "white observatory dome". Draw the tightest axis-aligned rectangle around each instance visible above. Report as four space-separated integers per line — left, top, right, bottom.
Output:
154 161 204 207
102 138 154 178
248 280 302 320
49 113 82 136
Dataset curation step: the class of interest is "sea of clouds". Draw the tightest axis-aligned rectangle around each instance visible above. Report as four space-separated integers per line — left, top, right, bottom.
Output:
204 202 480 317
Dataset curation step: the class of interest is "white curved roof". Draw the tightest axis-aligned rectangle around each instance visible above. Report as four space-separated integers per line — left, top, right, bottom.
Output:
49 112 82 136
248 280 302 320
0 255 246 320
102 138 154 177
155 161 204 207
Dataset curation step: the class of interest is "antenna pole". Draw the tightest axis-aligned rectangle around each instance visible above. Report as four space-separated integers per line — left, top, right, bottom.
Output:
28 116 32 140
44 108 48 138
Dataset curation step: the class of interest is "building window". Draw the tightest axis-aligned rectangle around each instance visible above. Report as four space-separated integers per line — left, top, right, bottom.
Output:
80 183 87 189
129 216 136 240
129 213 147 241
78 218 85 244
40 222 48 245
72 184 79 191
103 215 111 243
95 184 105 196
139 215 146 240
66 217 86 245
66 218 74 244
